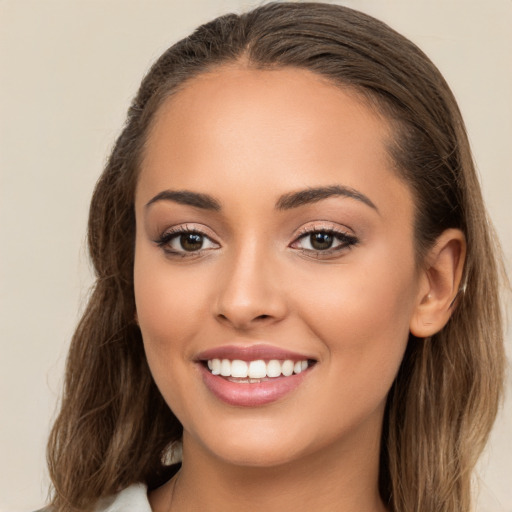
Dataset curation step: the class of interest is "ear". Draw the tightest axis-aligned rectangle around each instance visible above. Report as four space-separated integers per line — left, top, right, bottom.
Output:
410 229 466 338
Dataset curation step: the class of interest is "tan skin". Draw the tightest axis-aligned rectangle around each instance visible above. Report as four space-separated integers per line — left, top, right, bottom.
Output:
133 66 465 512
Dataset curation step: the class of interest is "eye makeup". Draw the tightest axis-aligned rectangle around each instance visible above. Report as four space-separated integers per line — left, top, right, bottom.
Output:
291 226 359 258
153 221 359 260
153 224 220 258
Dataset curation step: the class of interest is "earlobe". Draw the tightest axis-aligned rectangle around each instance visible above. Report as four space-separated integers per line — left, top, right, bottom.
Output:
410 229 466 338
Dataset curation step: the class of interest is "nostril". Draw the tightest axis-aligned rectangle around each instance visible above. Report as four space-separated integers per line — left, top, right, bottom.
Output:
215 312 275 329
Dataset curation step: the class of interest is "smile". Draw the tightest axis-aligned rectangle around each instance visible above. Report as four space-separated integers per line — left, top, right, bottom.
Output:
196 345 317 406
206 358 310 380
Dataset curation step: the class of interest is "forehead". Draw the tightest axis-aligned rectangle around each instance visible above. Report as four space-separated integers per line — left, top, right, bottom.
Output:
137 65 411 219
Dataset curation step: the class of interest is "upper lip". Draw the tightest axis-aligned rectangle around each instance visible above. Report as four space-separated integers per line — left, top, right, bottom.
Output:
196 344 315 362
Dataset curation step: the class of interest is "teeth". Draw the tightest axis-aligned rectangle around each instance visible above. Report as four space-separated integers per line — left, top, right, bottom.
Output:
231 360 248 378
248 360 267 379
282 360 294 377
211 359 221 375
266 359 282 378
220 359 231 377
206 358 310 379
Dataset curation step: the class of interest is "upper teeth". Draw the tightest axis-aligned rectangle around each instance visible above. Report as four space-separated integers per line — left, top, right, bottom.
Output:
207 359 309 378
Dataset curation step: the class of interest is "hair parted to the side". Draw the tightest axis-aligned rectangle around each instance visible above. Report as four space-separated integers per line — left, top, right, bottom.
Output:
47 3 506 511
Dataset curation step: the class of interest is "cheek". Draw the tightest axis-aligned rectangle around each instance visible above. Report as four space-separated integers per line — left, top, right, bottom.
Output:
133 247 209 422
135 276 197 347
133 242 206 379
293 247 418 389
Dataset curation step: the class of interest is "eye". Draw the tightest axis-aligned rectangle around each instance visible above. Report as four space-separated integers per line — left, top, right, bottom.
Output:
172 232 213 252
155 227 220 255
302 232 336 251
291 228 358 255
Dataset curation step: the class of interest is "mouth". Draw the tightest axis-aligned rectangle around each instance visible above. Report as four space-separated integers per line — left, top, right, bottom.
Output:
202 358 315 383
196 345 317 406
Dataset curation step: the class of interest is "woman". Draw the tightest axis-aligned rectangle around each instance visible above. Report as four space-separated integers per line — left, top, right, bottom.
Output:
46 2 506 511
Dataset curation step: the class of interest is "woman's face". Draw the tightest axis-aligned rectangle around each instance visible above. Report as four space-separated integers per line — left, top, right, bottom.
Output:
134 66 423 468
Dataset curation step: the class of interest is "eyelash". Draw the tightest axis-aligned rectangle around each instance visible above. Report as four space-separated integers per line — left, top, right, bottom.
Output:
154 224 358 259
292 226 359 258
154 225 219 258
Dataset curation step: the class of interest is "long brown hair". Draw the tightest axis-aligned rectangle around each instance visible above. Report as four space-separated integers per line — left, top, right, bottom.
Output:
47 3 506 511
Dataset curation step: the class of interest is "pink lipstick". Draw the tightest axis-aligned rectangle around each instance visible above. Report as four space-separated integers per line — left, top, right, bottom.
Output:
196 344 316 407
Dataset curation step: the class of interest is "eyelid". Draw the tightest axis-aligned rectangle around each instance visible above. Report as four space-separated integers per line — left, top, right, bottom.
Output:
293 221 356 239
154 223 221 256
156 223 218 240
289 222 359 256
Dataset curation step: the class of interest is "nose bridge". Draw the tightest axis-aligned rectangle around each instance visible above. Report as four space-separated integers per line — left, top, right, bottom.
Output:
214 234 287 328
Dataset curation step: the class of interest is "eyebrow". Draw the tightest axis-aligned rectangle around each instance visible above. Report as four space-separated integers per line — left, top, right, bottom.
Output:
145 190 221 211
145 185 378 213
275 185 378 212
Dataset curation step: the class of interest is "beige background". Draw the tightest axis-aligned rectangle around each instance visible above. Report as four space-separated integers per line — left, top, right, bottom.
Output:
1 1 510 510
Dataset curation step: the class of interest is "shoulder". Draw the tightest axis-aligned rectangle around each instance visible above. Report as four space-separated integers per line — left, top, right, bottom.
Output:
35 464 181 512
94 483 151 512
32 483 150 512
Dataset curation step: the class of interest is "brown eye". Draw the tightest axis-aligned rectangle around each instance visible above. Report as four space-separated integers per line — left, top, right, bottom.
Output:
291 228 358 255
309 232 333 250
180 233 204 251
156 228 220 255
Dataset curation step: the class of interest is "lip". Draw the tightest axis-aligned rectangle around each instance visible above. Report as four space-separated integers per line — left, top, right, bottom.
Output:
195 344 316 407
198 363 311 407
196 344 314 362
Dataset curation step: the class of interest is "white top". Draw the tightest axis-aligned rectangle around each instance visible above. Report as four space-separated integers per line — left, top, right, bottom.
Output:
94 483 151 512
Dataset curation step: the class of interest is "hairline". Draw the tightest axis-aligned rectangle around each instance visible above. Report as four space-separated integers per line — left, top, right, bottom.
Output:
134 59 426 264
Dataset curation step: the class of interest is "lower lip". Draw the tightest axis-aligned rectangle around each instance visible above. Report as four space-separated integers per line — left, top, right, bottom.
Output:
199 364 310 407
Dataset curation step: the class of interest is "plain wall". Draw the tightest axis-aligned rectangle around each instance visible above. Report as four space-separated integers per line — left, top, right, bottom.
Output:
1 1 510 510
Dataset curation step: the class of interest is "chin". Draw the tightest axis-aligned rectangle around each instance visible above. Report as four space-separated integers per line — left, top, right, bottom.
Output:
186 418 316 468
209 439 305 468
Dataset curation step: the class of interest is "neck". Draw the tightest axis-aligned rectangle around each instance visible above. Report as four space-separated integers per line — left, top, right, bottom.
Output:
150 415 388 512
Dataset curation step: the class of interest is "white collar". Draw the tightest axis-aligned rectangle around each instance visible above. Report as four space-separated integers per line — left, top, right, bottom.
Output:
94 483 151 512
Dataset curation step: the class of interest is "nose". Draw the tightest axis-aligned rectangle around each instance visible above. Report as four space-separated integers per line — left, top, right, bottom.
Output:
213 243 288 330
